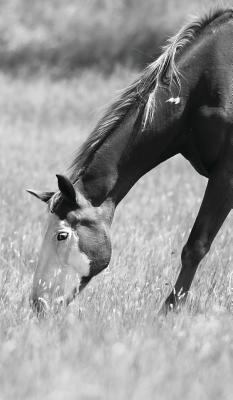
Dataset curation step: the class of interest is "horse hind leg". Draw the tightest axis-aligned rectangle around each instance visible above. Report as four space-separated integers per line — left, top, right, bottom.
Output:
161 164 233 313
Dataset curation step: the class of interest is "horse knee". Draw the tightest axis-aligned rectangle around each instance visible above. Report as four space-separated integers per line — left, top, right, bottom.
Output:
181 240 210 266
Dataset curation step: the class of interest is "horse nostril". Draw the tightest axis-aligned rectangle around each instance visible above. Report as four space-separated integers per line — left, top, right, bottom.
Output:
54 296 65 306
53 296 65 313
30 296 49 317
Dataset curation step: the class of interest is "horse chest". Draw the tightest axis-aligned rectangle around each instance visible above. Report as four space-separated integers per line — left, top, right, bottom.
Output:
183 106 230 176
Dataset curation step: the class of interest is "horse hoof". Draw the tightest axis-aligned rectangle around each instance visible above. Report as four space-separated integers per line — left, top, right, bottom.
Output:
158 301 175 316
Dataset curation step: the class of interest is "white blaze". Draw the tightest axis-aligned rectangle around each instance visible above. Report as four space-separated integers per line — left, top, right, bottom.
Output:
34 214 91 309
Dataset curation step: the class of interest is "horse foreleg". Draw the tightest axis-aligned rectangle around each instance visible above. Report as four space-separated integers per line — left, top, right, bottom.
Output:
162 166 233 312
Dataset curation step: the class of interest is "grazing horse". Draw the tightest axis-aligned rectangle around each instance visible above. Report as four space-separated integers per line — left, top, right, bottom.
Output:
28 8 233 314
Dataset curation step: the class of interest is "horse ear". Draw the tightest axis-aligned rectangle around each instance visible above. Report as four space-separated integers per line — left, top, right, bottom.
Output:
56 174 76 204
26 190 54 203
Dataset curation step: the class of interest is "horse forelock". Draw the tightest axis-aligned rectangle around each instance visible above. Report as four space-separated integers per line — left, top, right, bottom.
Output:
69 7 233 182
49 192 77 220
49 192 61 214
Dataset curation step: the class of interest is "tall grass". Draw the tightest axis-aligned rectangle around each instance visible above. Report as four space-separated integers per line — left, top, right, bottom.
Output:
0 0 228 74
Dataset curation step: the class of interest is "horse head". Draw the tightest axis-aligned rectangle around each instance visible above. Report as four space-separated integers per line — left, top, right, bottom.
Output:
28 174 112 315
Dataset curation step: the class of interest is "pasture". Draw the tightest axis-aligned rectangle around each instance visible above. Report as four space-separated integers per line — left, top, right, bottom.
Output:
1 68 233 399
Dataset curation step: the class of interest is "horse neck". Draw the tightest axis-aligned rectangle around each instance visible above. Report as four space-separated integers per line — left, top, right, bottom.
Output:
76 91 184 215
74 18 232 220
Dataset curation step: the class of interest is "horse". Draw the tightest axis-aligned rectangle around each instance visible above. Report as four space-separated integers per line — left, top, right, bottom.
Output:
28 8 233 315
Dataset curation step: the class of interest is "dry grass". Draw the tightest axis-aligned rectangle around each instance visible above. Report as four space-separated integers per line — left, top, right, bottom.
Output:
1 68 233 399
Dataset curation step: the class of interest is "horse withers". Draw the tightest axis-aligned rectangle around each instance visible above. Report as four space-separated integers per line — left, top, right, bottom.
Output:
29 8 233 314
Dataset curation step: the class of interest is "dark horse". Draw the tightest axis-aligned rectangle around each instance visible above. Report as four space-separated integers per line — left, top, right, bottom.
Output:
28 8 233 314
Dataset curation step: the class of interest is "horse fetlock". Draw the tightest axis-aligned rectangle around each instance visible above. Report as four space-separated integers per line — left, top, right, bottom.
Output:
160 290 187 315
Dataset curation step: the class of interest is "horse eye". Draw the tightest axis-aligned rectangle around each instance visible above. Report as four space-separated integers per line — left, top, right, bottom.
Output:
57 232 69 241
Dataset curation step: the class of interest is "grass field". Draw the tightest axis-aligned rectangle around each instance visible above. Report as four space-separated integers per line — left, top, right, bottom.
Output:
1 68 233 400
0 0 229 73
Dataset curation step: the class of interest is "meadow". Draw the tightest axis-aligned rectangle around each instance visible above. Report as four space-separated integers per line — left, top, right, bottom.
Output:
1 65 233 399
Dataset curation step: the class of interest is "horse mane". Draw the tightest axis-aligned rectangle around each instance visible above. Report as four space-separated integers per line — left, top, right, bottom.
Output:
70 7 233 184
